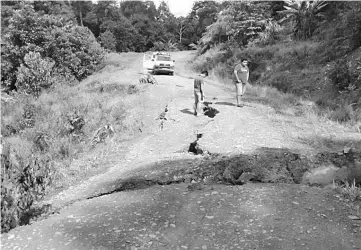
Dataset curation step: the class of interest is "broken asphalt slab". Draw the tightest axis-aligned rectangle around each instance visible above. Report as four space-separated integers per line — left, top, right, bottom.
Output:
2 183 361 250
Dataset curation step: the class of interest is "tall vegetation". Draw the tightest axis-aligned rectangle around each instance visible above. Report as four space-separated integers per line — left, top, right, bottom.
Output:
0 1 106 232
277 0 328 40
200 2 270 50
192 0 360 126
1 2 104 93
1 0 223 54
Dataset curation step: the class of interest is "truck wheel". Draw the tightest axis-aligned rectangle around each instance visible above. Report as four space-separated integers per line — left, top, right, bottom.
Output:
170 72 174 76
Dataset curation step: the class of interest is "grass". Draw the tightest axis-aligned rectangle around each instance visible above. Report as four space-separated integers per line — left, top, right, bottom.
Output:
333 179 361 203
190 40 361 132
333 179 361 218
1 51 151 232
1 52 147 191
188 42 361 159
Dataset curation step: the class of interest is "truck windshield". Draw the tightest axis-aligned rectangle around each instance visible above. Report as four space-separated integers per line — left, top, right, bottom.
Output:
156 56 171 61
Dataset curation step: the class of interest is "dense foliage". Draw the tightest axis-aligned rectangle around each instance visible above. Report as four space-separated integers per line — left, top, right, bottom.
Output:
192 0 360 124
0 1 106 232
200 2 270 49
1 2 104 93
1 144 54 233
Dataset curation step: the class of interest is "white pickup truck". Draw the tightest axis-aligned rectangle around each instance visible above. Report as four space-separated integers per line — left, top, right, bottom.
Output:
143 52 175 75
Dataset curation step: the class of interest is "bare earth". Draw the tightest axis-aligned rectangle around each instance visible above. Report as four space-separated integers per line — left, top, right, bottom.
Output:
1 51 361 250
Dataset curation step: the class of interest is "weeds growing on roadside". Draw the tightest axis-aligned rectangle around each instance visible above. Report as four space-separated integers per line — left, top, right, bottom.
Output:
333 179 361 203
191 41 361 129
1 53 145 232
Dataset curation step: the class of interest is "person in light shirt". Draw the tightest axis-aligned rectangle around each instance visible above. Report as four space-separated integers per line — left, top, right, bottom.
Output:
233 59 250 107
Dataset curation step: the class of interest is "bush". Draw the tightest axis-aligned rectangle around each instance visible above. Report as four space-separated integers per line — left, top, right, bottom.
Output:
326 59 351 91
16 52 55 96
47 24 105 81
1 143 54 233
326 58 361 92
252 20 283 46
267 73 292 93
99 30 116 52
318 2 361 62
1 3 105 93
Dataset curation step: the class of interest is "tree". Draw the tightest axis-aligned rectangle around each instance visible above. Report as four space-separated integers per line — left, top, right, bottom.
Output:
33 0 76 23
120 1 162 51
176 17 186 43
270 1 286 20
157 1 173 22
98 30 116 51
120 1 157 20
99 17 144 52
317 1 361 61
277 0 328 40
71 1 92 26
157 1 177 44
175 1 221 48
199 1 270 51
188 1 220 36
83 0 119 37
1 2 104 93
1 1 22 36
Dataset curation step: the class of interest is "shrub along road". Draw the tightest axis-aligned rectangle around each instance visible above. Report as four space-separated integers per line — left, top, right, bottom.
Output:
1 51 361 250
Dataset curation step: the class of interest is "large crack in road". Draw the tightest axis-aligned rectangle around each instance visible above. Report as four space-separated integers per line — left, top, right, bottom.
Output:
17 94 361 229
83 147 361 201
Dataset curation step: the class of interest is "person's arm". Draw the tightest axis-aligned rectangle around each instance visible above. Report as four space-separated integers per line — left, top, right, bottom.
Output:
234 66 241 83
247 70 250 83
201 81 205 101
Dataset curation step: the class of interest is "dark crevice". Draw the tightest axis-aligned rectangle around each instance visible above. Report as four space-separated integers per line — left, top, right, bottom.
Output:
188 133 204 155
86 177 185 200
78 149 361 202
27 148 361 225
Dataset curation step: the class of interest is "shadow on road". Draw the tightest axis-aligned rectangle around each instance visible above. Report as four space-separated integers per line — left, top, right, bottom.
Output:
215 101 255 108
180 108 194 115
215 101 236 106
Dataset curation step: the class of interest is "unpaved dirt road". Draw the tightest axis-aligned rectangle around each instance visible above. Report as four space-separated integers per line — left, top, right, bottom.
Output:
1 51 361 250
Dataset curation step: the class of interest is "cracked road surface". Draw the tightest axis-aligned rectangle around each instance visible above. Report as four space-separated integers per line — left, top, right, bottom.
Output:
1 52 361 250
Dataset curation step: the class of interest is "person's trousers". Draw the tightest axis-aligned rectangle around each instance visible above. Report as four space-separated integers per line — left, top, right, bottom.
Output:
194 90 203 115
235 82 246 96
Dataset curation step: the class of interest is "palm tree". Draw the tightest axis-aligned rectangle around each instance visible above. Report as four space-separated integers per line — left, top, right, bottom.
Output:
277 0 328 40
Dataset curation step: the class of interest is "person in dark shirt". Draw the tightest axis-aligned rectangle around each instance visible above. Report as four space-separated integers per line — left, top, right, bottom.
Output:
233 59 250 107
194 70 208 116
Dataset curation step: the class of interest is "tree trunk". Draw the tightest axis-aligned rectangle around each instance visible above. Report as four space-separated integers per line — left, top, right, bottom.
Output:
178 24 184 44
79 9 83 26
78 2 83 26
